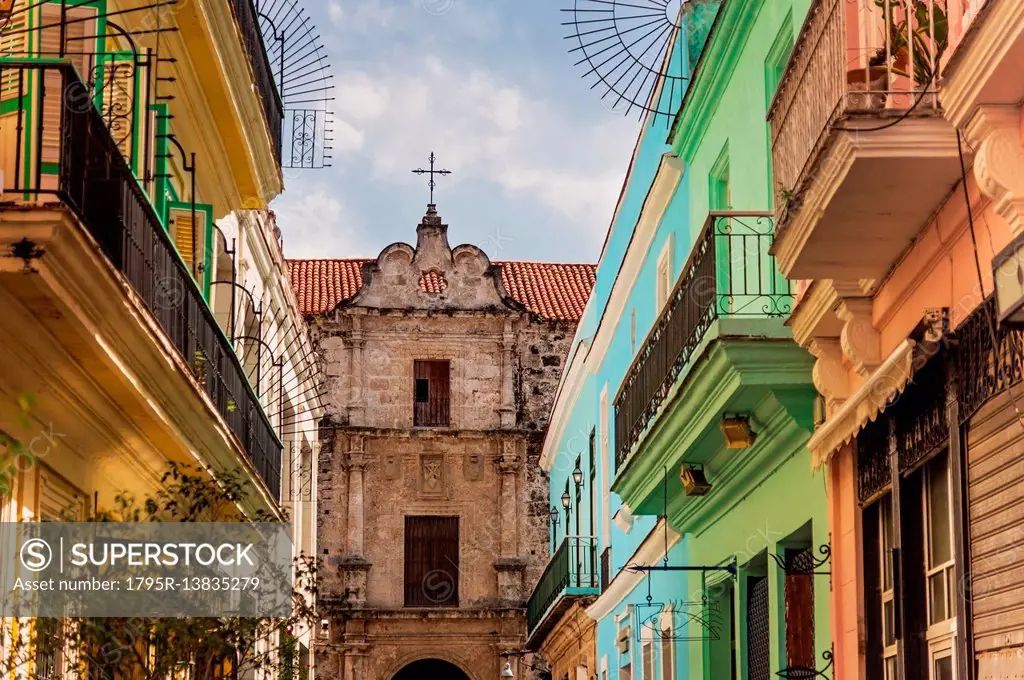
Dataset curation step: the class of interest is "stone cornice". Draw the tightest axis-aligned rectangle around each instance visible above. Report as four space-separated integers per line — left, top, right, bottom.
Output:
613 331 813 515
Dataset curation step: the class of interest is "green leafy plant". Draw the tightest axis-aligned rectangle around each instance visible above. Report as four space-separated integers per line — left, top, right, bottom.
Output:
870 0 949 84
2 463 319 680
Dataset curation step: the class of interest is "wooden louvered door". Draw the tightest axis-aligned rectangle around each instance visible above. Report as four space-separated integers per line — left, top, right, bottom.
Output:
404 516 459 607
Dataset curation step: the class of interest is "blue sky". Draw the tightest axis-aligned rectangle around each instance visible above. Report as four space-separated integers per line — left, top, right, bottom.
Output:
270 0 647 264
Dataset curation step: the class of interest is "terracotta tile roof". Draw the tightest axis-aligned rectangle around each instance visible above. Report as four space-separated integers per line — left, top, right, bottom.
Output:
287 259 596 322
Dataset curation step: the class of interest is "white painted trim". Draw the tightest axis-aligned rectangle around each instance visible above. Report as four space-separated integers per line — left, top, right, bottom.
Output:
540 337 592 470
600 384 612 547
587 154 685 372
587 519 682 621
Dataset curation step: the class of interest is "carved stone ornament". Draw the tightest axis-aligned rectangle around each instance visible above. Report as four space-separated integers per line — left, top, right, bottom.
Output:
383 453 401 481
344 205 524 312
967 105 1024 234
464 452 484 482
419 454 445 496
837 298 880 377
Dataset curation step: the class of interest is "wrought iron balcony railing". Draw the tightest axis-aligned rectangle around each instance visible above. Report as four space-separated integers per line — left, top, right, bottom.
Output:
228 0 284 162
526 536 598 634
768 0 945 232
613 212 792 469
0 62 282 500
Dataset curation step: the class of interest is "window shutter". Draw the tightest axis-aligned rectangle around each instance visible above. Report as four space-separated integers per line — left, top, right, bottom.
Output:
38 467 86 521
784 548 815 669
168 202 214 297
38 4 98 166
96 55 137 164
404 516 459 606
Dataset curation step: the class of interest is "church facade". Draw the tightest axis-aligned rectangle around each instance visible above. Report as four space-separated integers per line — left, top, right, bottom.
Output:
288 205 595 680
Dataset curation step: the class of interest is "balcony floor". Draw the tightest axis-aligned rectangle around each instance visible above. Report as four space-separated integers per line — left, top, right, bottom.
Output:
0 207 280 516
775 116 964 281
613 318 815 516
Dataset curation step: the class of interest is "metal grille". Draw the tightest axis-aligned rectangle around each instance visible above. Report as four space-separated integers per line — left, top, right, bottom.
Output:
955 297 1024 422
526 536 598 633
894 355 948 471
227 0 284 160
747 575 771 680
614 212 792 467
857 416 892 504
1 63 283 500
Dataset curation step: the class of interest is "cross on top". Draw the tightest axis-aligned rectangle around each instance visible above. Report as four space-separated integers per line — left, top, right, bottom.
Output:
411 152 452 205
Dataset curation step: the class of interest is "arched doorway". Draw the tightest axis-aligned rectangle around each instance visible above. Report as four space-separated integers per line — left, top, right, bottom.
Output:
393 658 471 680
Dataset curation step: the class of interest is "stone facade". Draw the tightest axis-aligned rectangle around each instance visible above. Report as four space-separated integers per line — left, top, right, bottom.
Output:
310 206 582 680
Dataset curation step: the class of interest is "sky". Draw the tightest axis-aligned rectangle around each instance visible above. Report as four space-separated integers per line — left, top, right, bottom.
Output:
270 0 647 264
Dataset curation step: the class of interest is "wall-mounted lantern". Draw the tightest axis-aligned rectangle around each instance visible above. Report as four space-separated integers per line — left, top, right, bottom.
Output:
993 233 1024 327
680 464 712 496
720 414 756 449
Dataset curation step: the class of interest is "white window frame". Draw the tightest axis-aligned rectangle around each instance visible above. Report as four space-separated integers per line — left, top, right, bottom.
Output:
655 235 674 311
923 454 957 676
659 606 675 680
879 495 897 680
641 641 653 680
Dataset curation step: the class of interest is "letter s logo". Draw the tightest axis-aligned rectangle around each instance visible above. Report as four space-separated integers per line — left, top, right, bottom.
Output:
20 539 52 572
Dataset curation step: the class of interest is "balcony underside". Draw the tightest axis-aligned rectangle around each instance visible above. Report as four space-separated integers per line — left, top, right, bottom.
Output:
774 116 963 281
0 208 280 516
613 321 815 517
525 589 597 651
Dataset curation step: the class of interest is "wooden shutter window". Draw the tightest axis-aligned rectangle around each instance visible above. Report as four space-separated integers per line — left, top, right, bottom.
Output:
784 548 815 669
404 516 459 607
413 360 450 427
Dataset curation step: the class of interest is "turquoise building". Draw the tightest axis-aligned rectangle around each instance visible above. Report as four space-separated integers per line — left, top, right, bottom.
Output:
527 1 831 679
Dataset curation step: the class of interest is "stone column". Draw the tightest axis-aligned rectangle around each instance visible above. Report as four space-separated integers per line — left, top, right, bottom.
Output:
346 442 367 556
341 437 370 605
495 439 525 603
348 317 366 426
499 322 516 428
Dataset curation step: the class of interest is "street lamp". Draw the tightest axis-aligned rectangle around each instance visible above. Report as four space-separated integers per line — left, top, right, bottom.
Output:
548 505 560 552
572 462 584 487
501 663 515 679
561 488 571 536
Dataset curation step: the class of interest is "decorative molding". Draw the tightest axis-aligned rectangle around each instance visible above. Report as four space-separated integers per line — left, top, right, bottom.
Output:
807 338 849 412
965 105 1024 234
837 298 880 378
774 120 961 279
940 0 1024 127
808 339 918 468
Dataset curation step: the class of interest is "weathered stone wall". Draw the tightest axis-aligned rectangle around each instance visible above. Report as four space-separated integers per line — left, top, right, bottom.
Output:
311 210 580 680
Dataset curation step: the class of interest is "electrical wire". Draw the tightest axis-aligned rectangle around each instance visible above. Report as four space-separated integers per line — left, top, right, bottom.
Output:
956 130 1024 436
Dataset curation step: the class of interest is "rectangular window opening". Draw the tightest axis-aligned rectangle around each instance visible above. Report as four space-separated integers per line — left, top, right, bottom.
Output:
413 360 451 427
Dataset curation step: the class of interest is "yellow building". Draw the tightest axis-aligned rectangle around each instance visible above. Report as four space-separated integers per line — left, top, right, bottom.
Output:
0 0 293 543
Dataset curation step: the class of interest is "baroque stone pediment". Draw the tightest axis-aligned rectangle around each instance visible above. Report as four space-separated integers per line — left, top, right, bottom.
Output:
346 205 520 312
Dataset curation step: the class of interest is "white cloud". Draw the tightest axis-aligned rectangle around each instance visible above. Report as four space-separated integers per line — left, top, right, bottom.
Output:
324 56 632 240
272 185 371 260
